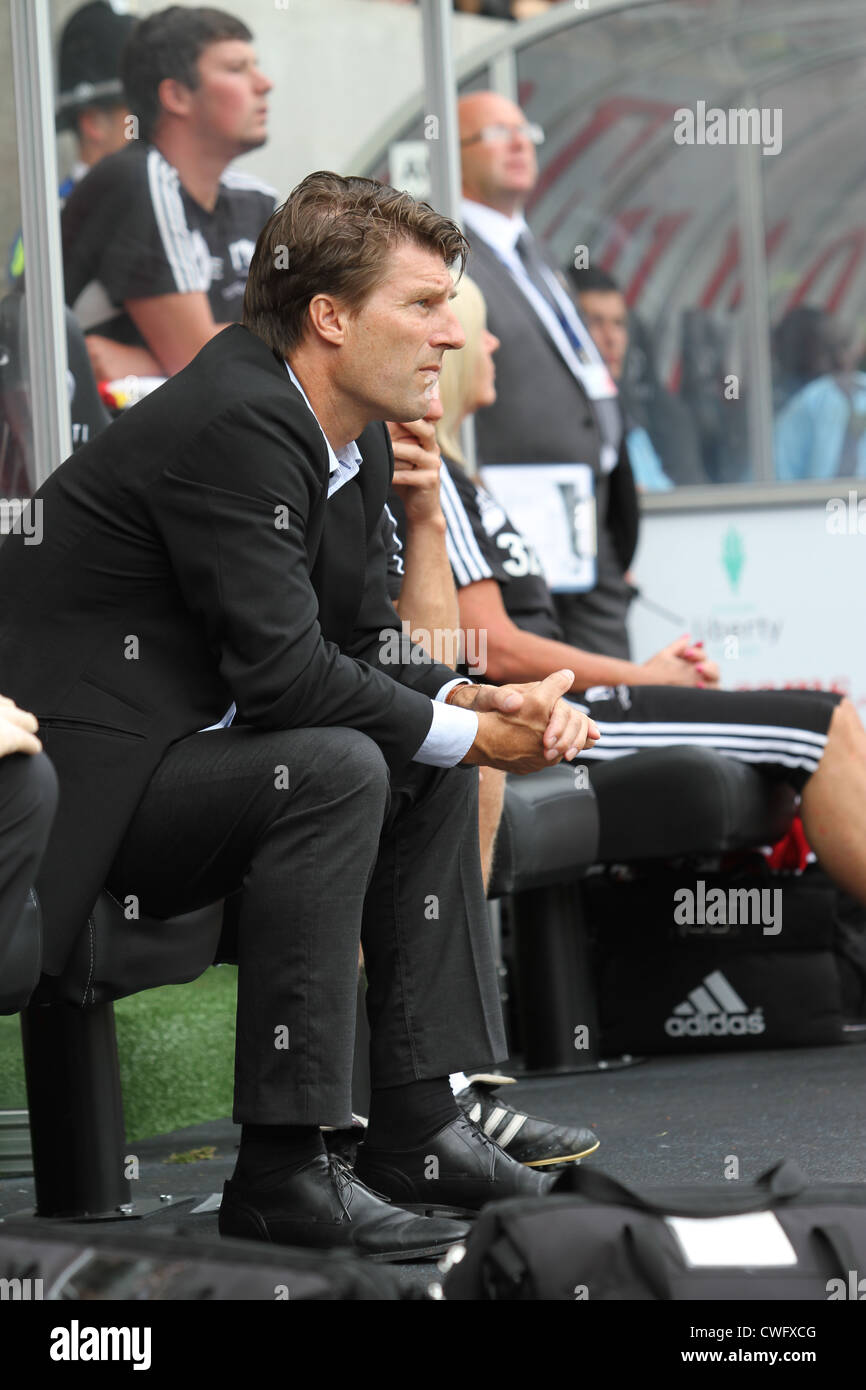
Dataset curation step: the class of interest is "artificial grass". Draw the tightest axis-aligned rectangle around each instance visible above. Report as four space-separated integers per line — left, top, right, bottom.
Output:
0 1010 27 1113
0 965 238 1144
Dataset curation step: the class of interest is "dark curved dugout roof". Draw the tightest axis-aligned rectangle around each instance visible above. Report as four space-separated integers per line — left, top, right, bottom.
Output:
361 0 866 407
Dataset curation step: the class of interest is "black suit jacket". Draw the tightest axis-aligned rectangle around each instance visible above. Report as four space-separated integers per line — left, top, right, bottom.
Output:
0 324 457 972
465 232 638 574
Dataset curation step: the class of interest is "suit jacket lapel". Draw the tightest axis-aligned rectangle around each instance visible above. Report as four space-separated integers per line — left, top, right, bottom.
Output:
311 473 367 650
468 236 587 389
355 420 390 525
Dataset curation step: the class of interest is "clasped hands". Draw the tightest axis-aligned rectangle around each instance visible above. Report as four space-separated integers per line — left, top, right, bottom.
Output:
451 671 600 774
0 695 42 759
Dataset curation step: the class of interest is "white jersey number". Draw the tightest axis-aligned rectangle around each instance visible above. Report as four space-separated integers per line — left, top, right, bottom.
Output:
496 532 544 578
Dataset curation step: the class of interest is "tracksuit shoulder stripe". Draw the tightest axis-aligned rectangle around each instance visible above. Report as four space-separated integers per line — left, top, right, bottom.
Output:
146 148 206 294
440 466 493 587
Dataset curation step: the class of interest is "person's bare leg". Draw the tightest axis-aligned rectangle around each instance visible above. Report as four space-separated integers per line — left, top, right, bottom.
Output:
800 697 866 903
478 767 507 893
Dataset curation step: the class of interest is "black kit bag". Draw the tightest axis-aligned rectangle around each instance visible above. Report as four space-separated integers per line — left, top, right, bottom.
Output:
582 862 866 1054
0 1219 403 1301
443 1161 866 1301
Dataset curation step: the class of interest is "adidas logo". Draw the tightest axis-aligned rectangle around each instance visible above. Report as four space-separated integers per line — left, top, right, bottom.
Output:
664 970 765 1038
464 1098 527 1151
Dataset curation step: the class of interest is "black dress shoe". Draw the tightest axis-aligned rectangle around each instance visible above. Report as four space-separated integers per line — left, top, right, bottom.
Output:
354 1113 559 1217
218 1153 471 1262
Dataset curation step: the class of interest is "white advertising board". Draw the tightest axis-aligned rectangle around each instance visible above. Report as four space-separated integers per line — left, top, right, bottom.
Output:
627 499 866 717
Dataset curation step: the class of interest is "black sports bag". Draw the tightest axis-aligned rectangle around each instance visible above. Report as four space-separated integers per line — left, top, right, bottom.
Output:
443 1161 866 1301
0 1219 403 1301
583 863 866 1054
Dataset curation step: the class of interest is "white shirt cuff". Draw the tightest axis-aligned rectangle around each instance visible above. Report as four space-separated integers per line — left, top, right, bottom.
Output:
413 682 478 767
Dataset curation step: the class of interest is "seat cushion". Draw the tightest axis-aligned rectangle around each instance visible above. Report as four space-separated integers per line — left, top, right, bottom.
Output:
488 765 599 898
0 888 42 1014
584 747 797 862
32 892 225 1007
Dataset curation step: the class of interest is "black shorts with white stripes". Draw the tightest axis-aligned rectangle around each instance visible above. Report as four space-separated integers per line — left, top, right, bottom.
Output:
568 685 842 792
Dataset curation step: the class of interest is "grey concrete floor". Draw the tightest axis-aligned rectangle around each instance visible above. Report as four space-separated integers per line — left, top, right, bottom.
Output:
2 1042 864 1298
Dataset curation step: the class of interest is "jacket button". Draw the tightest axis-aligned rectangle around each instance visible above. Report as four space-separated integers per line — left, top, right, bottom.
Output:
583 416 593 428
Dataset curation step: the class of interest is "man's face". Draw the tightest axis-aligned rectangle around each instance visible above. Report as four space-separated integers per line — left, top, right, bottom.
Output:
459 94 538 209
336 242 466 423
578 289 630 381
77 104 132 164
184 39 271 152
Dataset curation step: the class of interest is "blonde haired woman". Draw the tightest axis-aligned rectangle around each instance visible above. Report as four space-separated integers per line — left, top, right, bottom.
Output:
434 274 499 472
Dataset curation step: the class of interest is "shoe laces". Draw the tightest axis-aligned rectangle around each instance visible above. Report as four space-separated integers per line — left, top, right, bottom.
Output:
327 1153 358 1219
459 1112 501 1177
327 1153 392 1218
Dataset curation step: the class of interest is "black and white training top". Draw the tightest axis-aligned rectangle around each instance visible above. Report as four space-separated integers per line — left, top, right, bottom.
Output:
386 454 563 641
62 140 278 348
384 454 838 790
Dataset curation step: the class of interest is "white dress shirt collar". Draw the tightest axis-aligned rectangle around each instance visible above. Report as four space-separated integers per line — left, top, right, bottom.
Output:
461 198 527 262
284 360 362 479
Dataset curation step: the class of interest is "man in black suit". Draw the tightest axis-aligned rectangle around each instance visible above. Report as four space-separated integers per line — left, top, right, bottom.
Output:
0 699 56 998
458 91 639 660
0 172 595 1258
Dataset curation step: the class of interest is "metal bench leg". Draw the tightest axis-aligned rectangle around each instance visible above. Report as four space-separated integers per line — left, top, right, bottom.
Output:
511 884 640 1076
20 1001 129 1218
18 1001 172 1221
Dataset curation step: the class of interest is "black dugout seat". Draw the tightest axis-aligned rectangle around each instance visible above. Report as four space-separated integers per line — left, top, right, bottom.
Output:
488 749 796 1075
3 749 794 1222
587 747 796 863
4 767 597 1221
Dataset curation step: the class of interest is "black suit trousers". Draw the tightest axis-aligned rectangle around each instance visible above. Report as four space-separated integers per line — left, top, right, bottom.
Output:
106 725 506 1126
0 752 57 965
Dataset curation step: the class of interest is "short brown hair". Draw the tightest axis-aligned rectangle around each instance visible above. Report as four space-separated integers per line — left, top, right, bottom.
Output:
122 7 252 143
243 171 470 355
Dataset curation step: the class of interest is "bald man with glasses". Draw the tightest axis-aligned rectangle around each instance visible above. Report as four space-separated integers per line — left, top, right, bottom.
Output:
458 91 640 663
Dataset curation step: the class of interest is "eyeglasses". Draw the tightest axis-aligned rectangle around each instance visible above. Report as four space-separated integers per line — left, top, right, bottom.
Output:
460 122 545 148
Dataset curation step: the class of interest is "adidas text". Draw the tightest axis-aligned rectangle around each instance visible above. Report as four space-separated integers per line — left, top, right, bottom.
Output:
665 1011 765 1038
665 970 765 1039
